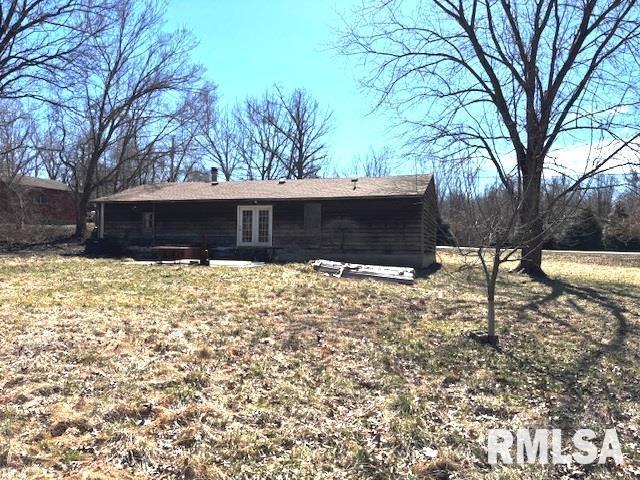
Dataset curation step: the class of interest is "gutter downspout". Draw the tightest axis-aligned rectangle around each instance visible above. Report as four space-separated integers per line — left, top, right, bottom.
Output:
99 203 105 239
152 203 156 247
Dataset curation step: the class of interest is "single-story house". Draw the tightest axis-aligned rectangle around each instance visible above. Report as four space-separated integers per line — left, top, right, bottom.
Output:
93 171 438 268
0 175 76 225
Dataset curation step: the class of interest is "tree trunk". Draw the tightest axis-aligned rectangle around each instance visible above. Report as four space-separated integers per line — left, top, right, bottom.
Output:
487 297 496 342
74 195 89 238
516 168 546 277
76 149 99 239
17 193 25 231
519 241 544 276
487 271 499 347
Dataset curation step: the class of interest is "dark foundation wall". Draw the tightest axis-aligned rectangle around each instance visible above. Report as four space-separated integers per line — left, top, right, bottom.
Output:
102 195 434 267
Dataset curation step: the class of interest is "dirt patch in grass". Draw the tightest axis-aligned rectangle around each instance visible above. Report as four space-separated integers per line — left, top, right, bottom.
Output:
0 250 638 478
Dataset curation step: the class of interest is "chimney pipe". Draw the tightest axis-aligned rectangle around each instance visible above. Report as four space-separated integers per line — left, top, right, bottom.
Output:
210 167 218 183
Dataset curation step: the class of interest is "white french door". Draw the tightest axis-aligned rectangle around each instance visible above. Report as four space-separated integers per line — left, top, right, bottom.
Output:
237 205 273 246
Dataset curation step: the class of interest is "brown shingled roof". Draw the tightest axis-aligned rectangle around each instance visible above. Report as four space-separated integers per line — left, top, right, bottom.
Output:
1 175 70 191
95 174 433 203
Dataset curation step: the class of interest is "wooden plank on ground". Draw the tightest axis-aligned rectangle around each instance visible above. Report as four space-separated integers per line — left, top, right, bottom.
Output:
311 259 415 284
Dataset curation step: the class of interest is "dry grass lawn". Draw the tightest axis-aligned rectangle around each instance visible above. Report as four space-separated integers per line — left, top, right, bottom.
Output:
0 249 639 479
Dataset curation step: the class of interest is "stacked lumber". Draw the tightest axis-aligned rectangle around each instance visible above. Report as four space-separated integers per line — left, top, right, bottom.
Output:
311 259 415 285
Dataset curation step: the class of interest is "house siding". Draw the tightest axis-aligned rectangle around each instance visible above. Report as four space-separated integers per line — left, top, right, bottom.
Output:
101 191 436 267
0 183 76 225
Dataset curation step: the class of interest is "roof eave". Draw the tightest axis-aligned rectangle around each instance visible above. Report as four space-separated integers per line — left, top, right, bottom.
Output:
93 193 427 204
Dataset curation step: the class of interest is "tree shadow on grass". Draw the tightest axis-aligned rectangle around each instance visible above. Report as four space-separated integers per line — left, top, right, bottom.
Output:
259 269 638 476
503 276 640 431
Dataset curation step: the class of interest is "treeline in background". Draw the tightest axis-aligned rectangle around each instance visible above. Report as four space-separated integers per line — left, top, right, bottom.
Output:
438 173 640 252
0 0 335 239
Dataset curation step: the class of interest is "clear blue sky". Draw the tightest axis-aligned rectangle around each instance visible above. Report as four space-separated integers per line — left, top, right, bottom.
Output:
165 0 413 176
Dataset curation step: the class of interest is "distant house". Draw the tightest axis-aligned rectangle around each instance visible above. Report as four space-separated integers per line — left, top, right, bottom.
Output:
94 172 438 267
0 176 75 225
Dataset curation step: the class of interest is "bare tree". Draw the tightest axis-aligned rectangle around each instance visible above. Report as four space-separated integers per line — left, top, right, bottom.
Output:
0 0 107 103
274 87 332 179
236 92 288 180
35 116 71 183
450 164 582 346
153 92 207 184
353 146 393 177
625 170 640 196
194 85 241 181
0 103 37 179
603 171 640 249
0 102 40 229
341 0 640 276
53 0 202 236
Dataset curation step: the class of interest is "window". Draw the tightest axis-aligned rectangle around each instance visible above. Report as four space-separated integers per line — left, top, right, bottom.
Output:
241 209 253 243
258 209 270 243
237 205 272 246
34 194 48 205
142 211 154 230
